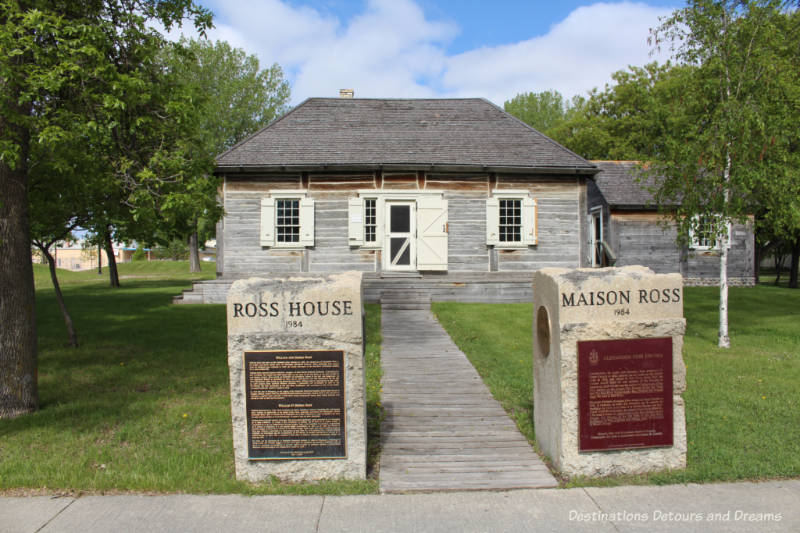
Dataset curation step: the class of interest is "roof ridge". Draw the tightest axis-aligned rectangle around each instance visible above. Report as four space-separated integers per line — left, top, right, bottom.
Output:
305 96 486 101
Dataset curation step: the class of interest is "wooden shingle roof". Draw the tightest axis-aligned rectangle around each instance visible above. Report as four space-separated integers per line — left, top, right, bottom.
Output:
591 161 664 208
216 98 597 174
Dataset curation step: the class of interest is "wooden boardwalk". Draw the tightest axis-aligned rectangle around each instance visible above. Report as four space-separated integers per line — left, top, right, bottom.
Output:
379 308 558 493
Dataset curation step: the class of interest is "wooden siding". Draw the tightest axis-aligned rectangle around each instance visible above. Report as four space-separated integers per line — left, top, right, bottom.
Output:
610 214 754 280
225 175 303 191
612 215 681 273
310 198 376 272
686 220 754 280
221 172 585 278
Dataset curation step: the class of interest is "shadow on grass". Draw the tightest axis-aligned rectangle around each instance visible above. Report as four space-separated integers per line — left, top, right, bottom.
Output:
4 282 228 439
2 279 380 494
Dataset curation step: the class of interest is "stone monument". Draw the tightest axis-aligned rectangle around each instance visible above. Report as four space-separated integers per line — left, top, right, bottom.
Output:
533 266 687 477
226 271 366 482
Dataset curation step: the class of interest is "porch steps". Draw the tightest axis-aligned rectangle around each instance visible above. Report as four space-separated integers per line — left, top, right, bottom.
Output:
173 285 205 304
378 308 558 493
379 289 431 310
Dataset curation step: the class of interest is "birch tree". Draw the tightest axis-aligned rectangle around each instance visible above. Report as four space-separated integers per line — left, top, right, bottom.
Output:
648 0 796 347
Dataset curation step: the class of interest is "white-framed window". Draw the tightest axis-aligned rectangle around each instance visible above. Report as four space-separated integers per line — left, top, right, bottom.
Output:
260 190 314 248
499 198 523 243
486 190 537 247
689 214 731 251
364 198 378 244
275 198 300 244
348 196 381 248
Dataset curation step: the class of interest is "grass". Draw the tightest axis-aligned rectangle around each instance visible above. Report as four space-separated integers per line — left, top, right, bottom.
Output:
433 284 800 486
33 259 218 288
0 262 382 495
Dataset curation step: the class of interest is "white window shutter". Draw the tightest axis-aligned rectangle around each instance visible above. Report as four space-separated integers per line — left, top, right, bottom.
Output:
299 197 315 247
348 197 364 246
523 197 538 245
260 197 275 247
416 196 448 271
486 197 499 245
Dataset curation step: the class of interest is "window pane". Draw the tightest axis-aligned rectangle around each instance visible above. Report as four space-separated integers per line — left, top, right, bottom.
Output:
390 237 410 265
498 198 522 243
276 199 300 243
390 205 410 233
365 199 376 242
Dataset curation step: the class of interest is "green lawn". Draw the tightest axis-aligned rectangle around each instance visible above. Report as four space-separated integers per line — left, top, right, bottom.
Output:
6 263 797 492
433 284 800 486
0 262 382 495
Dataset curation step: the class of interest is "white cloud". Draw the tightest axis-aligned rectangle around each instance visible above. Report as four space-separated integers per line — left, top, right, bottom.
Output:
160 1 674 105
441 2 674 104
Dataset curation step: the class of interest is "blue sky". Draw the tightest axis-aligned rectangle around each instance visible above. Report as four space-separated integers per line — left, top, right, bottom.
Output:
172 1 681 105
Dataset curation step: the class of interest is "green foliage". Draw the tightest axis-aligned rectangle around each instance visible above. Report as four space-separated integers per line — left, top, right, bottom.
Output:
132 246 147 262
145 38 291 249
647 0 798 242
505 64 693 162
548 63 692 161
153 239 189 260
504 90 572 133
434 287 800 486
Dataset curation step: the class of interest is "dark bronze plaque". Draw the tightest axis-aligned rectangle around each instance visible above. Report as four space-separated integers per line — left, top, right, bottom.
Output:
244 350 346 460
578 338 673 452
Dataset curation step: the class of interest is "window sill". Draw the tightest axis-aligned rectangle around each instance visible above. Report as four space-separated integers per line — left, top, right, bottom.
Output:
494 243 530 250
265 245 308 251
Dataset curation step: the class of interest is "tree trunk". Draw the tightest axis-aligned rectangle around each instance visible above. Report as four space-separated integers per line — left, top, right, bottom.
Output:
718 156 731 349
774 252 784 286
41 246 78 347
188 225 201 273
97 242 102 275
753 237 762 284
0 131 38 419
719 241 730 348
790 237 800 289
104 229 120 288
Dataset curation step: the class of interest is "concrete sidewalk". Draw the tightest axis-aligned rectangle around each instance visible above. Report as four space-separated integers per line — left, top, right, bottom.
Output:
2 480 797 533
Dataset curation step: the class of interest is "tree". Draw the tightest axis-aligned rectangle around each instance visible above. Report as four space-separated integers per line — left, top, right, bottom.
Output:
159 39 290 272
28 134 98 347
504 90 572 133
544 63 692 161
0 0 211 419
648 0 797 347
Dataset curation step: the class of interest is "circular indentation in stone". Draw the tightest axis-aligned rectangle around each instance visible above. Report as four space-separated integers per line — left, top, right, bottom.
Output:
536 305 551 358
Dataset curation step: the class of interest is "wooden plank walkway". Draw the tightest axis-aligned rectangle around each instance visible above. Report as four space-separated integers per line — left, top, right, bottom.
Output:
379 308 558 493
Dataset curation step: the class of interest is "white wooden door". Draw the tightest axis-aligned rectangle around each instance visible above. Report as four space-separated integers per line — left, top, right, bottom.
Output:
416 196 448 271
384 201 416 271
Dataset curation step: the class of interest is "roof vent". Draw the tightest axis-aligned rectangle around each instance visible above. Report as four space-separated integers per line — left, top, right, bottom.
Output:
339 89 354 98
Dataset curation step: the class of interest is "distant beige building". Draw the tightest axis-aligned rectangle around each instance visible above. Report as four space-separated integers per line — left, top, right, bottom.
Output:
32 240 153 271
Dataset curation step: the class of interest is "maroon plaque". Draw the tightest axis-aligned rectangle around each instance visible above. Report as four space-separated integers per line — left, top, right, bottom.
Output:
244 350 346 460
578 338 673 452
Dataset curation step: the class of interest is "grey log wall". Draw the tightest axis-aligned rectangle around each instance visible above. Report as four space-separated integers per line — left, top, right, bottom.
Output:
606 213 755 286
220 171 586 278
